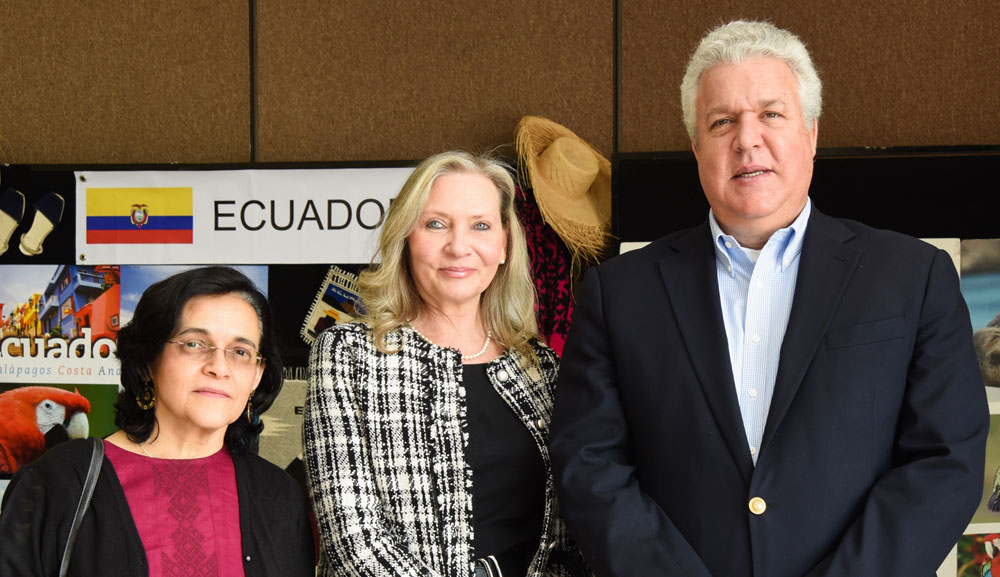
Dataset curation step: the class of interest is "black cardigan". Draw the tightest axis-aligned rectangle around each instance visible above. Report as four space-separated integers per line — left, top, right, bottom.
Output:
0 438 315 577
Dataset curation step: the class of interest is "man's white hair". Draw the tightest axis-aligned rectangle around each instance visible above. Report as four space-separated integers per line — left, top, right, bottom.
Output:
680 20 822 142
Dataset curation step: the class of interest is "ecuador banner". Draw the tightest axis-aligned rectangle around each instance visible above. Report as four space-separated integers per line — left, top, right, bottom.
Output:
85 187 193 244
74 169 410 265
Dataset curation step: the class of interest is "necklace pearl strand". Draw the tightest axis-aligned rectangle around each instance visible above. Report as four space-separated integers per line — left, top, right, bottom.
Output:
410 324 492 360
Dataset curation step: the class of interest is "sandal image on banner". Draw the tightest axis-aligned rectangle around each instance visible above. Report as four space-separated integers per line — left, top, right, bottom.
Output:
19 191 65 257
0 187 27 256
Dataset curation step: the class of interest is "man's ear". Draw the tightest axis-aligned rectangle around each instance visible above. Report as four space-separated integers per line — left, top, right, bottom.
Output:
809 118 819 156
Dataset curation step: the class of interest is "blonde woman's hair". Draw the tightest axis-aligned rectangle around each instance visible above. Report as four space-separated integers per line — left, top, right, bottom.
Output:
358 150 539 357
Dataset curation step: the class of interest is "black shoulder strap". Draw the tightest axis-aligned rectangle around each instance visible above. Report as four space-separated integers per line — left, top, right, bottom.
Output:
59 438 104 577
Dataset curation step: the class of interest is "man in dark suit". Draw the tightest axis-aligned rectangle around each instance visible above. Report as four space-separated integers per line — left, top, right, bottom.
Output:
549 20 988 577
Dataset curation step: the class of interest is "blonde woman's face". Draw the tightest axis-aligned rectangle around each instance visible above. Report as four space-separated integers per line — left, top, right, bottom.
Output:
407 172 507 314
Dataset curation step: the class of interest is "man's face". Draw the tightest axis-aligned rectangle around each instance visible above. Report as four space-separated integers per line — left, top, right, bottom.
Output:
692 56 818 246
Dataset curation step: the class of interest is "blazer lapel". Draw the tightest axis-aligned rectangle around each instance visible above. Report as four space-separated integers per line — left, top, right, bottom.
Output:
761 210 861 449
659 223 755 483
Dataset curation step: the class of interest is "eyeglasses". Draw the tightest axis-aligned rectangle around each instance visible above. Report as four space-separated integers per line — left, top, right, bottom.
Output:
165 339 263 368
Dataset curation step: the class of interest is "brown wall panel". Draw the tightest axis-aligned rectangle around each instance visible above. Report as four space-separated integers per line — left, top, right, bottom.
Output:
255 0 614 162
621 0 1000 152
1 1 995 163
0 1 250 164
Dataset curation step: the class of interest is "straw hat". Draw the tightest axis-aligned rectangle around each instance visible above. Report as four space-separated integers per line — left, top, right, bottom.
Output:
516 116 611 264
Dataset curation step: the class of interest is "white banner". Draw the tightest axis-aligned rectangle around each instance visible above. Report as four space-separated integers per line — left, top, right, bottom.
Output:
75 168 413 265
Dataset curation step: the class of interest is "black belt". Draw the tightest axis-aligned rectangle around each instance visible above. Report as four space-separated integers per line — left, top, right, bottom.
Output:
474 555 504 577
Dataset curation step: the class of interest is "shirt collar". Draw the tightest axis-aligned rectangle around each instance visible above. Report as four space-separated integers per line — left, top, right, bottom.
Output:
709 198 812 272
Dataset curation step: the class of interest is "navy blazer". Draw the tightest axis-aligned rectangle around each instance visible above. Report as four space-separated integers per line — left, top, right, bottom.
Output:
549 208 988 577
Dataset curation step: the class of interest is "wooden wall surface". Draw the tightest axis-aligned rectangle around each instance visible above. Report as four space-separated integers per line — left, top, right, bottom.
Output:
620 0 1000 151
0 1 251 164
0 1 995 165
255 0 613 161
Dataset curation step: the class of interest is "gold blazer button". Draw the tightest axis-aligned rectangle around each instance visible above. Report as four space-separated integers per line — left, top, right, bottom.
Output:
748 497 767 515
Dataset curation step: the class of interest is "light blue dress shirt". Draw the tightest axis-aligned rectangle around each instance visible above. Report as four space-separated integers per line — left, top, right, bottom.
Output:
709 199 811 465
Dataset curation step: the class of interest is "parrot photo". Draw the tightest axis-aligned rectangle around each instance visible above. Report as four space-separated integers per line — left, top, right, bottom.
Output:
983 533 1000 577
989 465 1000 513
0 386 91 475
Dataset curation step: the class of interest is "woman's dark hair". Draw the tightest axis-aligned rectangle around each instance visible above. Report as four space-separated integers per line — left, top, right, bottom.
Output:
113 266 283 454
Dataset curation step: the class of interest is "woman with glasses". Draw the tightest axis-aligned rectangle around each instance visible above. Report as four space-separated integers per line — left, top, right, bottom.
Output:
305 152 588 577
0 266 315 576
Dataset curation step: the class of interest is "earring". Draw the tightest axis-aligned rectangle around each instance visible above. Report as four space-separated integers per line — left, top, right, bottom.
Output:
137 383 156 410
499 258 506 265
246 390 255 422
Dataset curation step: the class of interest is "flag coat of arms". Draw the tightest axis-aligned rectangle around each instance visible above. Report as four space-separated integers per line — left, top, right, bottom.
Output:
85 188 193 244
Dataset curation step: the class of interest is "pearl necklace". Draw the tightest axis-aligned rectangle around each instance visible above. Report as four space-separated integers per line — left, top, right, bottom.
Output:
410 325 492 360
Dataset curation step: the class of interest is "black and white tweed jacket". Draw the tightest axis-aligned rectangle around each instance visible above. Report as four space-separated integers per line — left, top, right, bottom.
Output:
304 322 586 577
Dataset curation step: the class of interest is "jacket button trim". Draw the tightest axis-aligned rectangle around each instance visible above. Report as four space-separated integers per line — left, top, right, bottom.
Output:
496 369 509 382
748 497 767 515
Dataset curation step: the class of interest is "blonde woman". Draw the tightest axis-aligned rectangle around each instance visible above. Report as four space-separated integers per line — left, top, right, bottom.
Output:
305 151 587 577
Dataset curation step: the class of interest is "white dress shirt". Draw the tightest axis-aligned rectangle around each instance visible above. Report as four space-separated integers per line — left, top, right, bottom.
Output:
709 199 811 464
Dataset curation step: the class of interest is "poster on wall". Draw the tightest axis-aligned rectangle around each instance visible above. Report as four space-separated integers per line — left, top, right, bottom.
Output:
0 265 121 384
956 402 1000 577
75 168 412 265
118 265 268 325
960 239 1000 402
958 529 1000 577
300 264 363 345
967 410 1000 527
0 263 122 508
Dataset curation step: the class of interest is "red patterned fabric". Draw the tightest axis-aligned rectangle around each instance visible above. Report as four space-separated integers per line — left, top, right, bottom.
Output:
106 441 244 577
515 185 574 356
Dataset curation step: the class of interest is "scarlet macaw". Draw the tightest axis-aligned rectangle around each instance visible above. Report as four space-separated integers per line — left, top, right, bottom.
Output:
0 386 91 474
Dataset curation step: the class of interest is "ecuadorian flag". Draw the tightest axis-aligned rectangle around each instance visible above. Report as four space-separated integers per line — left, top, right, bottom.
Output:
86 187 193 244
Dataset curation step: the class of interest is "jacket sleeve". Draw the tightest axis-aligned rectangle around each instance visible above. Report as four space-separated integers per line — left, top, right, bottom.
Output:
283 486 317 577
805 249 989 575
239 455 317 577
0 466 57 577
548 269 713 577
304 328 443 577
